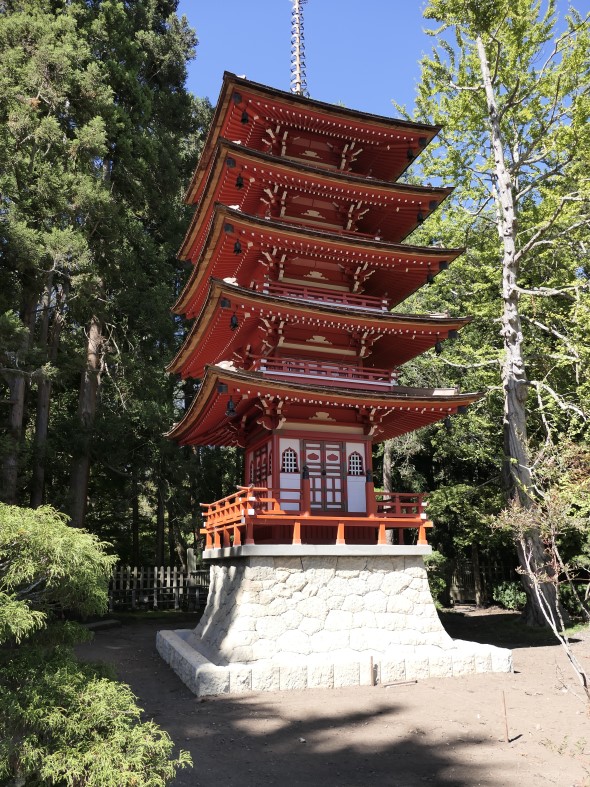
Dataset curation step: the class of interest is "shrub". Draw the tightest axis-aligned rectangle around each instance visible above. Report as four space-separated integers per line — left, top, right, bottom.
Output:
424 550 449 608
0 504 192 785
492 580 527 610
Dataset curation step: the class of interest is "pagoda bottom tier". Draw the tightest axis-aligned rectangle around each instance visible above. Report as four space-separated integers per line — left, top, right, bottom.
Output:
157 547 512 697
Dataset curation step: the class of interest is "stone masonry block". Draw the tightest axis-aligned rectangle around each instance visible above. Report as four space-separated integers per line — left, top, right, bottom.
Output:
229 665 252 693
427 651 454 678
324 609 353 631
196 664 230 697
380 658 406 684
251 663 280 692
307 662 334 689
279 664 308 691
490 645 513 673
333 661 360 688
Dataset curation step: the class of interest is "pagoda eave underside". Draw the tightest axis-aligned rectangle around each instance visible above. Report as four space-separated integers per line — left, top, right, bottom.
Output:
186 72 442 204
174 206 464 317
168 279 471 378
168 365 481 447
178 140 453 261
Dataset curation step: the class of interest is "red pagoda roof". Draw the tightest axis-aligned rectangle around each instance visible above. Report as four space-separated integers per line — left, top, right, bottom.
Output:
168 279 470 379
167 365 481 447
178 140 452 261
186 72 442 204
174 206 464 319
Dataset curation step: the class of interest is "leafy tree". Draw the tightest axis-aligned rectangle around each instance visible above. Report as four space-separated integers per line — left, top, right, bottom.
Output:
400 0 590 622
0 503 191 784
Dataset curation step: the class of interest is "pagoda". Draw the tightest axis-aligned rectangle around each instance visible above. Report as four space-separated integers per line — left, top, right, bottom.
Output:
158 73 512 696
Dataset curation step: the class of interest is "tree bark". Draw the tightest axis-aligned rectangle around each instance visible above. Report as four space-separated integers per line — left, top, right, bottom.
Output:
68 315 104 528
131 467 140 565
471 542 484 607
30 279 66 507
1 372 26 504
1 295 35 503
476 35 563 626
156 484 165 566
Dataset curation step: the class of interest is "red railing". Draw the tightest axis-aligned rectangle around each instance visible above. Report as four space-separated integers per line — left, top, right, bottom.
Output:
254 280 391 311
200 484 431 550
252 357 399 389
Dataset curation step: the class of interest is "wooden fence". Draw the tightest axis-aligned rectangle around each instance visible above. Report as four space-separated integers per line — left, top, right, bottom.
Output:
450 563 515 604
109 565 210 611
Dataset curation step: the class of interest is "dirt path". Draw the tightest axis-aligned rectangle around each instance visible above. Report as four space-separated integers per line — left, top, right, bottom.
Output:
77 611 590 786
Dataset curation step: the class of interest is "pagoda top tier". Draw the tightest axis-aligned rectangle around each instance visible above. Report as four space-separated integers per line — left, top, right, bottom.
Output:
185 72 442 204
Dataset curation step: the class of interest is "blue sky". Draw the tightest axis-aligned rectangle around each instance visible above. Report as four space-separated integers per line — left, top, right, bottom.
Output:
178 1 589 117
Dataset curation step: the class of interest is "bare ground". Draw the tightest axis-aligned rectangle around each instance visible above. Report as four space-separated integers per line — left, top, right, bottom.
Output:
77 609 590 787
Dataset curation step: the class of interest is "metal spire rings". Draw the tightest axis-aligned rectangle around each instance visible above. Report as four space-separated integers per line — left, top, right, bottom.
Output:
290 0 309 97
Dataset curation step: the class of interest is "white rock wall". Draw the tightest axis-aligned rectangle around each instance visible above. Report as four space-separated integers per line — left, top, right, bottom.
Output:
194 555 455 664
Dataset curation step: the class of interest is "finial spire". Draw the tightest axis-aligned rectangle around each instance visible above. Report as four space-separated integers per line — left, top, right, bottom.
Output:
290 0 308 96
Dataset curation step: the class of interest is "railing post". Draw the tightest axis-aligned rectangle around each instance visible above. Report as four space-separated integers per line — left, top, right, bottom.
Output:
378 523 387 545
292 521 302 545
336 521 346 545
365 469 377 517
244 517 255 545
301 466 311 516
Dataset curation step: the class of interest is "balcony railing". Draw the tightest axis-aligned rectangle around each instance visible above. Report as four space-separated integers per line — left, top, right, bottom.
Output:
199 484 431 550
252 357 399 389
254 280 391 311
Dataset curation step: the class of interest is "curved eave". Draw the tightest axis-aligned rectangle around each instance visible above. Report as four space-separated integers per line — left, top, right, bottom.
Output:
167 279 471 378
173 205 464 317
167 365 482 447
185 72 442 204
178 139 453 261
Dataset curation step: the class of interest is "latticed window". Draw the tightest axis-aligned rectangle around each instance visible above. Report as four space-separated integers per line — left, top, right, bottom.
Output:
348 451 364 476
281 447 299 473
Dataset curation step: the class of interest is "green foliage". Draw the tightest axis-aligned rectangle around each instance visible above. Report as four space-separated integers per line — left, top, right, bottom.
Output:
424 550 450 607
0 504 116 641
0 0 217 563
492 581 527 610
0 504 192 785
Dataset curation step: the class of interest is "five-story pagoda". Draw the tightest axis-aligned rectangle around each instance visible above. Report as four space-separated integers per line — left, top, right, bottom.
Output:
158 73 512 697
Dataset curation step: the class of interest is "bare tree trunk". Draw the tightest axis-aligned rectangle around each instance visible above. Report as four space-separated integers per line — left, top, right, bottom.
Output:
156 484 165 566
131 467 140 565
1 296 35 503
68 315 104 528
167 499 175 565
31 279 66 507
472 542 484 607
476 35 563 626
1 372 26 503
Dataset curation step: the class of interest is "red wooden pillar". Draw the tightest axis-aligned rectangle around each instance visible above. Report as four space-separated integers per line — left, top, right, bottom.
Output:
301 465 311 516
365 469 377 517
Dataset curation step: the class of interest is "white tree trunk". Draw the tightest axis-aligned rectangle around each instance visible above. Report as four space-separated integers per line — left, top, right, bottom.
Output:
476 35 563 626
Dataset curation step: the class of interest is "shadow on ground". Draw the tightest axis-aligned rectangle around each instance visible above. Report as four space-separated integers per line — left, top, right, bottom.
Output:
77 614 529 787
438 607 579 649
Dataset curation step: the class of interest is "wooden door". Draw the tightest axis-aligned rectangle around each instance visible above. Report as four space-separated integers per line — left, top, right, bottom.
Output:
303 440 345 511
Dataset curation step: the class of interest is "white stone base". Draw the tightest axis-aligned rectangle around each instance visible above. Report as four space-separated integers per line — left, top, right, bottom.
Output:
157 549 512 697
157 630 512 696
